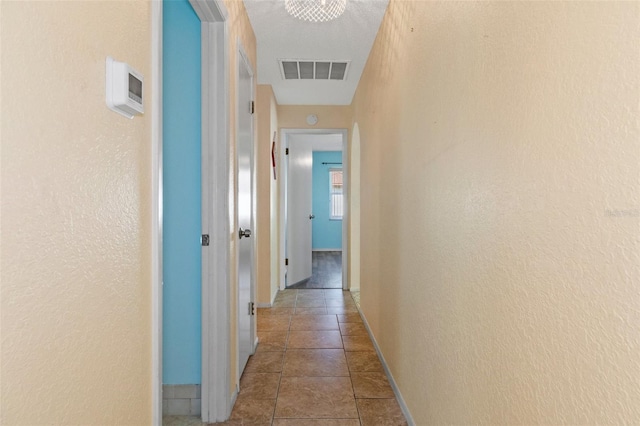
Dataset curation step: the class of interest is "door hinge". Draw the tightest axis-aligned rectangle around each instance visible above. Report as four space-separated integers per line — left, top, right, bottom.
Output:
249 302 255 315
201 234 210 246
285 258 289 266
250 101 255 114
285 148 289 155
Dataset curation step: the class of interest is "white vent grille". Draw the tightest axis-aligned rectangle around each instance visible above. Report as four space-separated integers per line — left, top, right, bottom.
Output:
279 60 350 81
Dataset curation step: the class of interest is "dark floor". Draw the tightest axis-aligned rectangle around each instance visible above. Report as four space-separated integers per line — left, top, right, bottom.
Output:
288 251 342 289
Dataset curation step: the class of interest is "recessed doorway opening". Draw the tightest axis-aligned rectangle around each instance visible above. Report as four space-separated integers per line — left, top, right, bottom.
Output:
280 130 348 291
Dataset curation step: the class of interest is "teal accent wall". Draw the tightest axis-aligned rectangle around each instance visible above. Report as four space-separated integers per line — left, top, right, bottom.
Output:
162 0 202 385
312 151 343 250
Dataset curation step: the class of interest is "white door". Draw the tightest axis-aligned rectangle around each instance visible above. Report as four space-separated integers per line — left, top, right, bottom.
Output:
237 49 254 375
286 139 313 285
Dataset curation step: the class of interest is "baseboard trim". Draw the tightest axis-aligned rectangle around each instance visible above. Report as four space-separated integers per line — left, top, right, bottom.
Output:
228 386 238 420
256 287 280 309
359 311 416 426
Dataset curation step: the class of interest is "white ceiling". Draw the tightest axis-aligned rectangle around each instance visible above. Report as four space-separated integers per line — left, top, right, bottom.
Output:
243 0 389 105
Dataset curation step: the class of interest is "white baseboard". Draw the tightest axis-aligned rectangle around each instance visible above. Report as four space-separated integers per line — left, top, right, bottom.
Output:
312 248 342 252
227 386 238 420
257 284 281 309
359 311 416 426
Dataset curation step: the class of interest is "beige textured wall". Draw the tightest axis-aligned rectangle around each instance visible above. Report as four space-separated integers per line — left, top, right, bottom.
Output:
278 105 353 130
222 0 258 392
353 1 640 424
349 123 361 291
269 90 280 302
256 84 279 305
1 1 152 424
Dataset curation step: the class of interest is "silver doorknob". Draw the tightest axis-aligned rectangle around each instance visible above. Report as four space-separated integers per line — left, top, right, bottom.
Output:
309 214 315 219
239 228 252 239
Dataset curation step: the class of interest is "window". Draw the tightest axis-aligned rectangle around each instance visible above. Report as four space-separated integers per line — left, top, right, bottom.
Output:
329 168 343 220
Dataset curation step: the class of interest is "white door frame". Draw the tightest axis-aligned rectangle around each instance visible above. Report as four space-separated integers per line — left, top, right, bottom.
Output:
279 128 349 291
153 0 232 423
235 40 257 381
189 0 233 422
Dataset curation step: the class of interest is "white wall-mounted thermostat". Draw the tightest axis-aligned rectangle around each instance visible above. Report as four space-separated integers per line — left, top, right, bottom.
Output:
106 56 144 119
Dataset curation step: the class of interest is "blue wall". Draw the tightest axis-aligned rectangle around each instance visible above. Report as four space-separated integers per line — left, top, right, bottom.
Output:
163 0 202 385
312 151 343 250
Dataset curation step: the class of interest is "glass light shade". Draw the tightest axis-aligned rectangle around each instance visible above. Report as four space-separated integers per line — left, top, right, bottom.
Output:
285 0 347 22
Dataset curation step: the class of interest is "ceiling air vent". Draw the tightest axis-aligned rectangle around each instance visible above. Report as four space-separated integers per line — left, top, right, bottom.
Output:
279 60 350 81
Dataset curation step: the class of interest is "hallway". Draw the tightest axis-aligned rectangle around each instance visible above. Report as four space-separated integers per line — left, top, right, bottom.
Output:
164 289 407 425
245 289 405 424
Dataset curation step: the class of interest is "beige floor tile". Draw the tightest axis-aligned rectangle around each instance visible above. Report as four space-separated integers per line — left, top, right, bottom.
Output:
162 415 205 426
336 313 363 323
257 307 294 316
345 351 384 372
273 292 297 303
290 315 339 331
257 315 291 331
256 331 288 352
294 307 328 315
342 335 375 351
351 372 395 398
210 273 408 426
326 306 359 314
356 398 407 426
244 351 285 373
239 373 281 399
296 289 322 296
272 299 296 308
282 349 349 377
323 289 348 299
274 377 358 419
296 293 324 300
295 299 326 308
275 291 297 299
325 299 356 307
287 331 343 349
228 394 276 424
273 420 360 426
338 322 368 336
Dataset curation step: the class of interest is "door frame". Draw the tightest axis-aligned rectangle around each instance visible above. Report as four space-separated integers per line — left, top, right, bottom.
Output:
189 0 233 422
279 128 349 291
154 0 233 423
235 40 257 380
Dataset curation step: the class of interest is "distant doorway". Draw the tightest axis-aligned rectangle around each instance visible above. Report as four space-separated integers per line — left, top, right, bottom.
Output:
281 130 348 290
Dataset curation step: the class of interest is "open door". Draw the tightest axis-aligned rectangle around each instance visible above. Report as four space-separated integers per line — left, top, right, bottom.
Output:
236 46 255 375
286 138 313 286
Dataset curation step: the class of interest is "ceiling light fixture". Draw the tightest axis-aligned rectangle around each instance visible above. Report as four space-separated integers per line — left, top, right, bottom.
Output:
284 0 347 23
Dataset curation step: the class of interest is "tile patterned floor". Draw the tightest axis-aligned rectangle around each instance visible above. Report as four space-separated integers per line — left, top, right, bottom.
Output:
163 289 407 426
